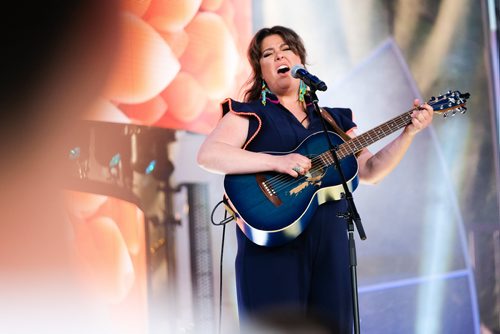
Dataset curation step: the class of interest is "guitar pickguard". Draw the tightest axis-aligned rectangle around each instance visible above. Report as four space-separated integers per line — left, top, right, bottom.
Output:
289 167 325 196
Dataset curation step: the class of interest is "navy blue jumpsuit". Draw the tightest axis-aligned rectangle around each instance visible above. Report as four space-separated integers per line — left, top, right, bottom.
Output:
222 92 356 333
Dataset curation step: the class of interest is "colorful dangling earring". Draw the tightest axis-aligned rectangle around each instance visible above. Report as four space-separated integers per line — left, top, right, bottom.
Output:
298 80 307 103
261 80 269 106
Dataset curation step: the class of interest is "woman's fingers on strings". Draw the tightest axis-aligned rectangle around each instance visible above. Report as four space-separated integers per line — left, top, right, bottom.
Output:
281 153 311 176
291 164 303 177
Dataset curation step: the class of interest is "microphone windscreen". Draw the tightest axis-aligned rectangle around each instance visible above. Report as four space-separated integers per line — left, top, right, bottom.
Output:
290 64 305 78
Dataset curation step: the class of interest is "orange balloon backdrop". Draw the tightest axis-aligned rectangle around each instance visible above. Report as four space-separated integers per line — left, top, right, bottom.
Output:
65 191 148 332
90 0 252 133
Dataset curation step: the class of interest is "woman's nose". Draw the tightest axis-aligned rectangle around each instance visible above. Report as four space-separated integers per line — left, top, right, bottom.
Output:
275 51 283 60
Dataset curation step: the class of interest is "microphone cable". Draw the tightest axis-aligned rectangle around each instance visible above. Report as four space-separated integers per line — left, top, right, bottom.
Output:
210 199 234 334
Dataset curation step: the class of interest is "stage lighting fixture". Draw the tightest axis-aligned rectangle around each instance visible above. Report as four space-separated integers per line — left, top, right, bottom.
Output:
92 123 133 186
131 129 175 181
145 160 157 175
131 131 156 174
95 126 129 167
64 124 90 180
108 152 122 181
109 153 121 168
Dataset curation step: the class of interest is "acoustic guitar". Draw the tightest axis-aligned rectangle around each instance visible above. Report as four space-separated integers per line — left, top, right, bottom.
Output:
224 91 470 246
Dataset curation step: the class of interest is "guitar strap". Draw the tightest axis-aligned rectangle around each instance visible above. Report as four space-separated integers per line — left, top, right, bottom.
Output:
319 108 362 157
319 107 352 142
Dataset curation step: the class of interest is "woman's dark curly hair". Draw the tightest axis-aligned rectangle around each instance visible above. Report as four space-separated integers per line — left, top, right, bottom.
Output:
243 26 307 102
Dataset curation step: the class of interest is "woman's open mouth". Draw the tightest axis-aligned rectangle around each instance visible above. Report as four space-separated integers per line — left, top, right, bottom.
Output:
277 65 290 74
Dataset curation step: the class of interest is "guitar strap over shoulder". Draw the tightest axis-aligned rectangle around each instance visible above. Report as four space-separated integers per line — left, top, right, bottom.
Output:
319 108 362 157
319 107 351 142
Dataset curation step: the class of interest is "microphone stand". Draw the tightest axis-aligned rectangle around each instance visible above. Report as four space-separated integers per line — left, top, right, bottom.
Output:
309 89 366 334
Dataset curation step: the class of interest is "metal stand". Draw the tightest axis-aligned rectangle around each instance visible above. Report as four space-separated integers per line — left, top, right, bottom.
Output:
310 89 366 334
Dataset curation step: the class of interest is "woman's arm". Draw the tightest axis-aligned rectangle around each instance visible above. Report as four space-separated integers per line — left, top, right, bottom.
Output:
197 112 311 176
357 99 434 184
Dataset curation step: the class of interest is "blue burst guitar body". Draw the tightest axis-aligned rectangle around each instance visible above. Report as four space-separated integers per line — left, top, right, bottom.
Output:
223 91 470 246
225 131 358 247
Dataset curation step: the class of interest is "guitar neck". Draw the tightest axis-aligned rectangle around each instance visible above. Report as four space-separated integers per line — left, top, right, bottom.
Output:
335 110 413 160
318 90 470 165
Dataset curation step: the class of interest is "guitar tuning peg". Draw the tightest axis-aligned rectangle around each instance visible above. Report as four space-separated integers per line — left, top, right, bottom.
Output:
443 112 448 118
452 110 457 116
461 107 467 114
447 90 452 95
430 96 436 101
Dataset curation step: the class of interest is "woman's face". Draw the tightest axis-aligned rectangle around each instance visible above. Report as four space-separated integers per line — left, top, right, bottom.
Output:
259 34 302 97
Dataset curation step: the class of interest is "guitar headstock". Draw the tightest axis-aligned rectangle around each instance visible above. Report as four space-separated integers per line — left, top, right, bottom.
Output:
427 90 470 117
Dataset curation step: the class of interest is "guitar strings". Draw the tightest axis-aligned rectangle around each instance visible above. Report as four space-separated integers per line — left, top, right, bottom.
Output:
262 114 414 194
263 144 353 194
263 154 330 194
263 141 355 193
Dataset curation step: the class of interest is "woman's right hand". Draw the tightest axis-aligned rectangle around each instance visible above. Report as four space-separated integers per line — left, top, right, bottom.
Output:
272 153 311 177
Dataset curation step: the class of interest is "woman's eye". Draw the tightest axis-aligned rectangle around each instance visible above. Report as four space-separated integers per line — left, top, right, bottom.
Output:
262 52 272 58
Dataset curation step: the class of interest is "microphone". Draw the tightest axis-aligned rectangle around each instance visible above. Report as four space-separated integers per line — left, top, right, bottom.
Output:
291 65 327 91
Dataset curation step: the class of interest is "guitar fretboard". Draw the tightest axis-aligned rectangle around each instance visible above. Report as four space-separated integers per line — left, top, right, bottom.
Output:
319 111 413 166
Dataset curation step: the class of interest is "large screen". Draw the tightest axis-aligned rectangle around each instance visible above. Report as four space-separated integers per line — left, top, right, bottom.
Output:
85 0 252 134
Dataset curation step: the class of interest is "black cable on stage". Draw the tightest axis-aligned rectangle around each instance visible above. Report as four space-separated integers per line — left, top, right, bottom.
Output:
218 222 226 334
210 199 234 334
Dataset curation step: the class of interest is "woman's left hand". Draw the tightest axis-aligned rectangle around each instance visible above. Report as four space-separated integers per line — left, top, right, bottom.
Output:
404 99 434 136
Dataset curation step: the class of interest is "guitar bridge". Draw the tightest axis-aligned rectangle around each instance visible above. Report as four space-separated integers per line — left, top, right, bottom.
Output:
256 174 282 207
